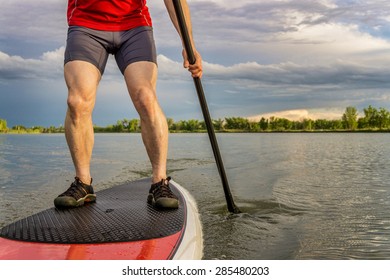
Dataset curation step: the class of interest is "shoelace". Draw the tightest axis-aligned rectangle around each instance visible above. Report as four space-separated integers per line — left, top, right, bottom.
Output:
60 178 90 199
154 184 176 198
151 177 176 198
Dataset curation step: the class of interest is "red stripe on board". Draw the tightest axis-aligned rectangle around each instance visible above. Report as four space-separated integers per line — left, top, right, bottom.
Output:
0 231 183 260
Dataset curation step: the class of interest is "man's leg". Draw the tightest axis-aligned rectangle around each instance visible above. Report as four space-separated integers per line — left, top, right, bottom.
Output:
123 61 168 184
64 61 101 184
54 60 100 208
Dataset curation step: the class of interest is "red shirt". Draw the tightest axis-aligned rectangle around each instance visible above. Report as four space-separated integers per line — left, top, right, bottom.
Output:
67 0 152 31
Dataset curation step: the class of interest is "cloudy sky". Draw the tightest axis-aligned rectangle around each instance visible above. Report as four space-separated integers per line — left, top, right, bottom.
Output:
1 0 390 127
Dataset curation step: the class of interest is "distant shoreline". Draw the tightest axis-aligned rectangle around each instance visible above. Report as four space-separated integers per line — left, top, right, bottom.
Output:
2 129 390 134
2 105 390 134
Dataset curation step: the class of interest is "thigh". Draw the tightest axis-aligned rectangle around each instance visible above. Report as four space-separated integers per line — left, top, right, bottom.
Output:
65 26 110 75
124 61 158 96
115 26 157 75
64 61 101 103
124 62 160 120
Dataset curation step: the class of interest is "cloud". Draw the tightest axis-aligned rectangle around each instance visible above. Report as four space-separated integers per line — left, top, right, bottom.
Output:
154 54 390 120
205 60 390 96
1 48 390 119
0 47 64 80
248 108 345 121
156 54 390 90
1 0 390 125
0 0 67 45
2 48 390 91
183 0 390 65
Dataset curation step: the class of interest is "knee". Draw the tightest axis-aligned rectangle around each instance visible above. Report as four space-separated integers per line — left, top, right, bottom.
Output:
64 62 99 120
67 90 95 120
132 87 158 118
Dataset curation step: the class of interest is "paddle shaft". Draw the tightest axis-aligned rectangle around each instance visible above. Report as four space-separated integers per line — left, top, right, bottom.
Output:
172 0 240 214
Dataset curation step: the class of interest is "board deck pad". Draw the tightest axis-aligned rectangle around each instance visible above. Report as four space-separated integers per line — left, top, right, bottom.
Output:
0 178 185 244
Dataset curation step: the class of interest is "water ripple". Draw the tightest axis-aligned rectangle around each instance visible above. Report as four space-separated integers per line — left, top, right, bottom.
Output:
2 133 390 259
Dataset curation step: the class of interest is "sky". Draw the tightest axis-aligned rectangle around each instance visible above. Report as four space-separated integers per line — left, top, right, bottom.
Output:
1 0 390 127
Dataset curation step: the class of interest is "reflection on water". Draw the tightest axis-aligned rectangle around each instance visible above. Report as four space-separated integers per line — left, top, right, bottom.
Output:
1 133 390 259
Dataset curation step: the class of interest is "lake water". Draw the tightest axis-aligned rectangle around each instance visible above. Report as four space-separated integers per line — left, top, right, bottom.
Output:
1 133 390 259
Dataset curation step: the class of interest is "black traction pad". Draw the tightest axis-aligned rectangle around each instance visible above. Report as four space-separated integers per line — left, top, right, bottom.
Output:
0 178 185 244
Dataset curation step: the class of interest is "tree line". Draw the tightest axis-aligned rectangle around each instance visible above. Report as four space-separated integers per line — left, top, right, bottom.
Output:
1 105 390 134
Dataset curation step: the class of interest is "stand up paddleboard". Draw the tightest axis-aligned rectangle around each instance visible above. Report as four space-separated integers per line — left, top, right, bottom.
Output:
0 178 203 260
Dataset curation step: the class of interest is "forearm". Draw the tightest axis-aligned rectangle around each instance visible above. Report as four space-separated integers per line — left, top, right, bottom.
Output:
164 0 202 78
164 0 195 49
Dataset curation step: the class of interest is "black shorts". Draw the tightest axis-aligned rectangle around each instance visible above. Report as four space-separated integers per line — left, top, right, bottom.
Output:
64 25 157 75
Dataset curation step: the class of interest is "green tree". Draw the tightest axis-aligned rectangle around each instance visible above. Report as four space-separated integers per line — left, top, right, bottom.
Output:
269 117 292 130
12 125 27 132
302 119 313 131
342 106 358 130
225 117 250 130
182 119 202 131
32 126 45 133
0 119 7 132
291 120 303 130
200 121 206 130
167 118 175 131
362 105 378 128
248 121 260 132
314 119 334 130
213 118 224 131
128 119 140 132
357 117 367 129
112 120 124 132
278 118 292 130
378 107 390 129
172 120 184 131
268 116 278 130
331 119 343 130
259 117 268 131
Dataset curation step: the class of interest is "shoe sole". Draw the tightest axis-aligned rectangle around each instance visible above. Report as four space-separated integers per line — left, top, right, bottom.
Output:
54 194 96 208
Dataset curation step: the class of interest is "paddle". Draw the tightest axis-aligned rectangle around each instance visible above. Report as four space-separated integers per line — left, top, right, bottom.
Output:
172 0 240 214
